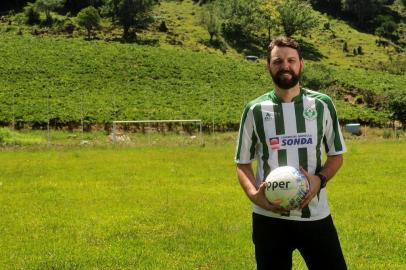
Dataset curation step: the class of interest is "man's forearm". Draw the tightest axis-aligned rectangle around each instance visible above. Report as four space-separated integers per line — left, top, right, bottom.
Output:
236 163 258 200
319 154 344 182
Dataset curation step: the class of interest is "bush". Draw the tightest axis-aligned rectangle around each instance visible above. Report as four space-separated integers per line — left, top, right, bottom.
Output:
375 15 399 40
31 27 40 35
354 95 364 104
388 93 406 126
43 14 54 26
383 129 392 139
221 21 247 42
357 46 363 55
158 21 168 32
343 41 348 52
63 19 76 34
301 63 335 91
376 39 389 47
0 128 44 145
24 3 41 25
383 129 403 139
13 13 26 25
76 6 101 39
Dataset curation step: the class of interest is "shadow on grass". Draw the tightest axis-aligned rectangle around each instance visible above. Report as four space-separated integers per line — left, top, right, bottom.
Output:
297 38 325 61
223 33 325 61
223 34 268 58
106 32 159 46
198 38 228 54
108 36 160 46
311 2 403 44
133 38 160 46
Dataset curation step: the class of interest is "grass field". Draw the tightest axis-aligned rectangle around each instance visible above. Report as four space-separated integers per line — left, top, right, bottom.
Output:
2 1 405 127
0 138 405 269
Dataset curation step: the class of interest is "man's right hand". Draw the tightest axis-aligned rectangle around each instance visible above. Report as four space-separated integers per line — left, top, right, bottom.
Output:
250 182 289 215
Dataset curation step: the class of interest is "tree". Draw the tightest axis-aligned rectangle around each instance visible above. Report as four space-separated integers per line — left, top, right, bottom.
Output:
341 0 378 24
100 0 120 22
24 2 41 25
375 15 398 39
34 0 64 24
357 46 363 55
116 0 157 40
200 3 220 43
277 0 319 37
64 0 104 15
308 0 342 10
388 94 406 127
76 6 101 39
216 0 263 41
343 41 348 52
258 0 283 42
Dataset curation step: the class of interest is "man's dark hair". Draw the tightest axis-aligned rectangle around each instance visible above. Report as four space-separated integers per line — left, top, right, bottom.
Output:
267 36 302 63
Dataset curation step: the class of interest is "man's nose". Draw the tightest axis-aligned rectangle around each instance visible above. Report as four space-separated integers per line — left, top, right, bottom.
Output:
281 61 290 70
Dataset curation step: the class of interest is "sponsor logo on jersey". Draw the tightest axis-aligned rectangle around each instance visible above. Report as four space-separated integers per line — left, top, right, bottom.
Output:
270 137 280 150
269 134 314 150
303 106 317 120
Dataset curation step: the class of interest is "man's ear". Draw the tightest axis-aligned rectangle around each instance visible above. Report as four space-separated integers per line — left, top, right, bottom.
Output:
266 60 271 72
300 59 305 72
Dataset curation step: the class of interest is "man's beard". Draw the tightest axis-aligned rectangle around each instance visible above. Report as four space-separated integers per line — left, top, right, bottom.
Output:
270 69 301 90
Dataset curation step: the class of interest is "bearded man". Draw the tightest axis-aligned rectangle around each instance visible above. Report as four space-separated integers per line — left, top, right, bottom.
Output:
235 36 348 270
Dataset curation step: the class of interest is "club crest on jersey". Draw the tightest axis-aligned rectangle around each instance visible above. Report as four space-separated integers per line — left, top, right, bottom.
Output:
264 112 274 121
303 106 317 120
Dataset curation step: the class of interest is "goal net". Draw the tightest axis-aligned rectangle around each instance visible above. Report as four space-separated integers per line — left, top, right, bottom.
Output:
111 119 203 145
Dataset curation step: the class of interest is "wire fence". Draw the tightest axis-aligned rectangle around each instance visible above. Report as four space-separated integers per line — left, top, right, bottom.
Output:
0 89 220 146
0 86 403 147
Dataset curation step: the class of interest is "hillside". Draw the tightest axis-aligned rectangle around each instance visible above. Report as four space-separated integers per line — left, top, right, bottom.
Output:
0 0 405 130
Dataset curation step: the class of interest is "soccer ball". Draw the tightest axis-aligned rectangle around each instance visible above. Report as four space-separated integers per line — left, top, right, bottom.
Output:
264 166 309 210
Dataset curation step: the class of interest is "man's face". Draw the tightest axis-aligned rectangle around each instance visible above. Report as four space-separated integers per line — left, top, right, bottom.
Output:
267 46 304 90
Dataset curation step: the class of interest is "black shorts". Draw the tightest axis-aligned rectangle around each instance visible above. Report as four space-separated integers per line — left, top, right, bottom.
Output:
252 213 347 270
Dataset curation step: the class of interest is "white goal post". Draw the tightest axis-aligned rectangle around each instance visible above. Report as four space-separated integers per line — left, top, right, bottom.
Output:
112 119 203 142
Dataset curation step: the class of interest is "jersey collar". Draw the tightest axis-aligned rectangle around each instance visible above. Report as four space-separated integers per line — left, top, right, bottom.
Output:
269 87 305 103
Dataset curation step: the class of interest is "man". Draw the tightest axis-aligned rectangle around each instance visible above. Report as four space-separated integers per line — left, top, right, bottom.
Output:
235 36 347 269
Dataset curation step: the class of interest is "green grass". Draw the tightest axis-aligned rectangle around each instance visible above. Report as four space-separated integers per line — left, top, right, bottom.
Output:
0 32 269 127
0 139 405 269
0 31 397 128
147 0 222 54
0 127 45 145
332 140 406 269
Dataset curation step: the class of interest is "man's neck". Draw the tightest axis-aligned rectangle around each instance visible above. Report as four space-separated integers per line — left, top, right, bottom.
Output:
275 85 301 102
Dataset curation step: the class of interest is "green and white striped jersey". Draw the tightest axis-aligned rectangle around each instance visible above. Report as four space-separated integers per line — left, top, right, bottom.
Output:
235 88 346 221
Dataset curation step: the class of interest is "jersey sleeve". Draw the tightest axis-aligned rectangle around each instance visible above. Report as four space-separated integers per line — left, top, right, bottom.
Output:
235 105 257 164
323 99 347 156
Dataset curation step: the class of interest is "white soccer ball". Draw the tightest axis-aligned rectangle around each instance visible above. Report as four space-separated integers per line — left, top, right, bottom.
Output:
264 166 310 210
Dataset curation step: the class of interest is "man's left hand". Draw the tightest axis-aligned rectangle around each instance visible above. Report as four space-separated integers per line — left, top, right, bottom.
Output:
300 167 321 209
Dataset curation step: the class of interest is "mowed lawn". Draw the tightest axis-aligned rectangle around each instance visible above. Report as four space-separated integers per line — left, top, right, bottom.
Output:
0 139 405 269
